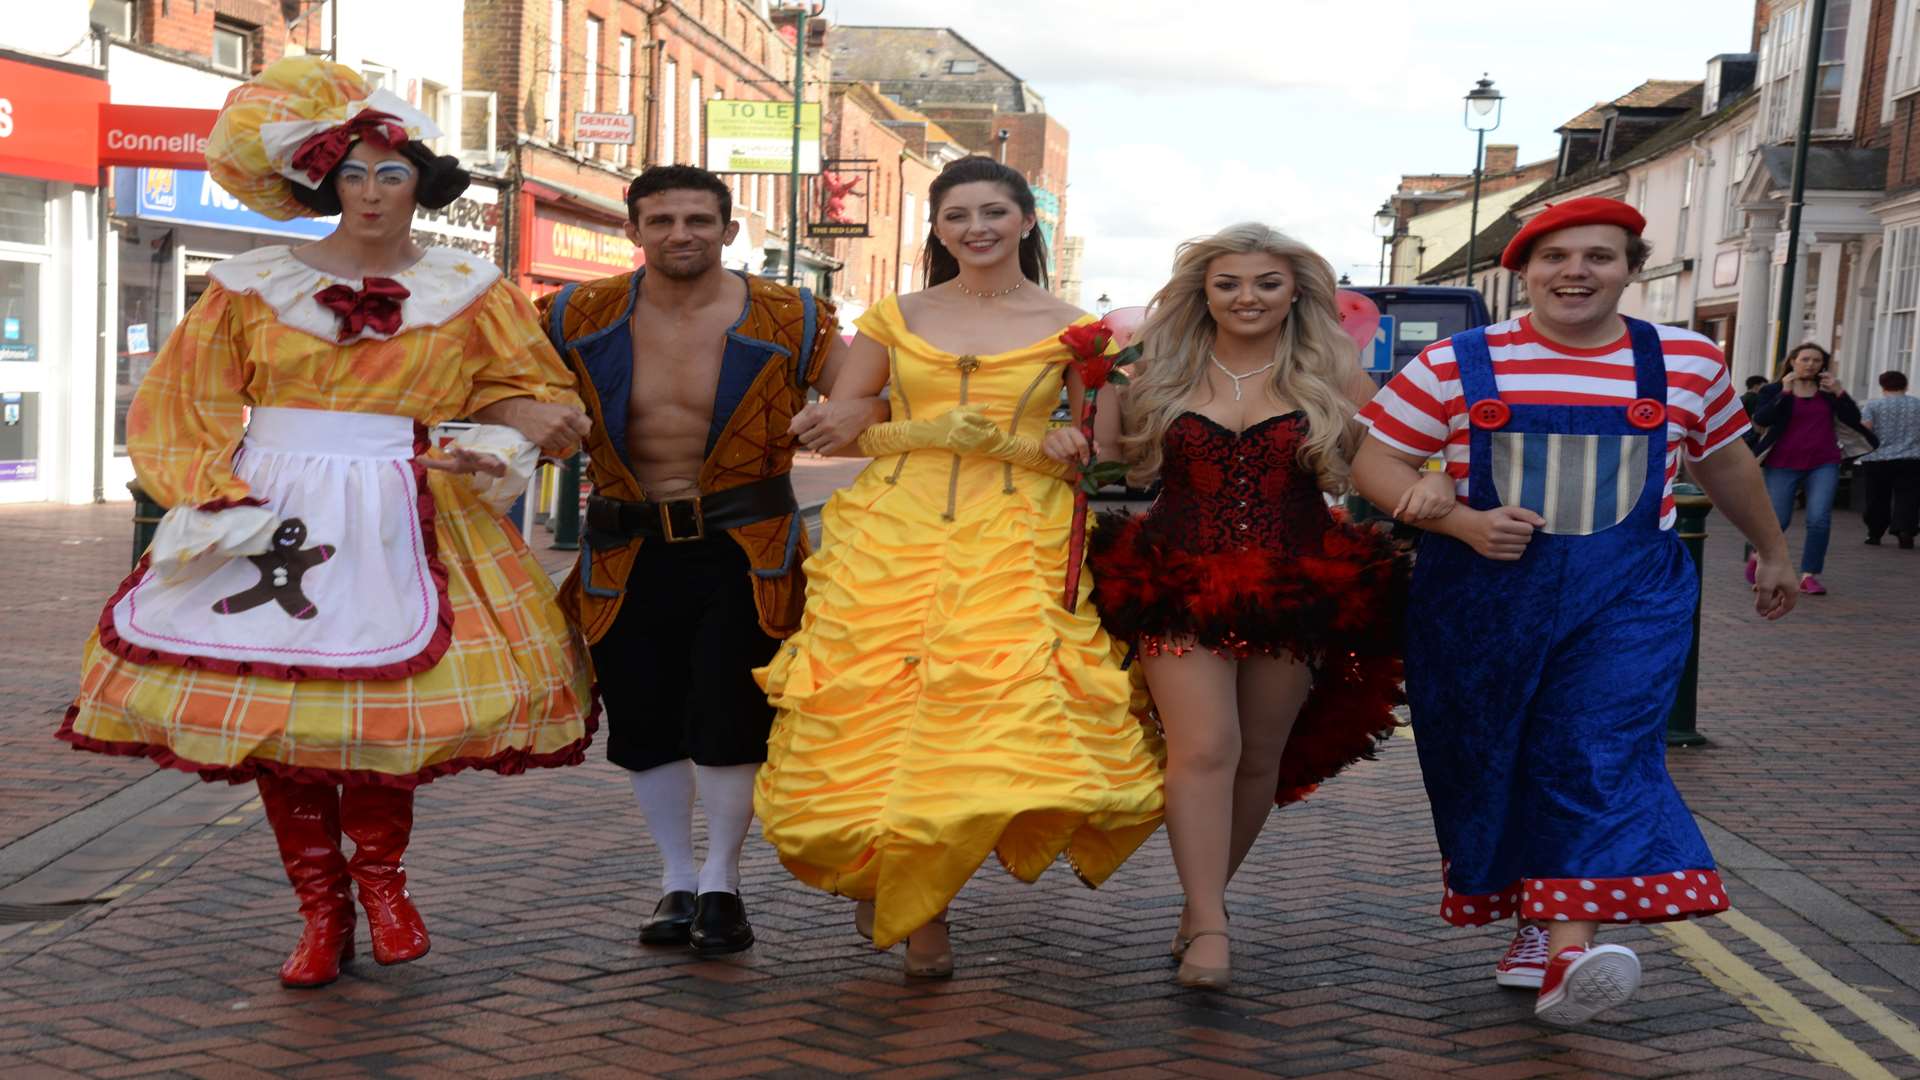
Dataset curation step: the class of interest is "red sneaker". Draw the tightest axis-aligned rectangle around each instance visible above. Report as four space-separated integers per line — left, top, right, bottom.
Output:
1799 574 1827 595
1744 554 1757 585
1494 924 1549 988
1534 944 1640 1026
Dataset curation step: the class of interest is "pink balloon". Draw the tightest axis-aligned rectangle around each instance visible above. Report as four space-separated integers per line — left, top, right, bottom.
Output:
1101 305 1149 348
1335 289 1381 354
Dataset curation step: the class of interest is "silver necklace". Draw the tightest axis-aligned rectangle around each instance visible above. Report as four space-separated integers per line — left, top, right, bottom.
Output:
954 279 1024 299
1210 351 1278 401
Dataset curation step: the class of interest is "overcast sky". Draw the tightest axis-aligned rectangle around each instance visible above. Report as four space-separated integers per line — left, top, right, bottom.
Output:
822 0 1755 309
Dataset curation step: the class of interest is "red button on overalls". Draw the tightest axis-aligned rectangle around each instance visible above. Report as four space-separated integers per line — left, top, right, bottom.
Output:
1626 398 1666 430
1469 399 1510 429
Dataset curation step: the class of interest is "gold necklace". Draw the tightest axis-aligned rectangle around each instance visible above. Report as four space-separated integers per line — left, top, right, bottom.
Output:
954 279 1024 299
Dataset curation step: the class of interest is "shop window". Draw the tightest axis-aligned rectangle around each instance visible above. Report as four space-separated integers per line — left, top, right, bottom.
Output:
212 20 252 75
89 0 134 39
0 179 48 247
0 262 41 364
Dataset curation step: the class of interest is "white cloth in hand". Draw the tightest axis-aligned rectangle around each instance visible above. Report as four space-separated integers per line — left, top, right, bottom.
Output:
448 424 540 514
148 504 278 582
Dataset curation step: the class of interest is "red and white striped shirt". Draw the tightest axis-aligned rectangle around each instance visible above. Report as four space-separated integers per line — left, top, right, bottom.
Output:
1357 316 1749 529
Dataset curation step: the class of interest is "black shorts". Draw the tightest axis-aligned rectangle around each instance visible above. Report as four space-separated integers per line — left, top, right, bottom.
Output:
592 534 781 772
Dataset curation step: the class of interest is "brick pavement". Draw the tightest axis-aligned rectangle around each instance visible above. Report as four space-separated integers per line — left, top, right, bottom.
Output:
1 495 1916 1077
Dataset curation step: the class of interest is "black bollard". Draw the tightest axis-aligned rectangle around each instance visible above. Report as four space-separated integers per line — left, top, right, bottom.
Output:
1667 483 1711 747
126 480 165 570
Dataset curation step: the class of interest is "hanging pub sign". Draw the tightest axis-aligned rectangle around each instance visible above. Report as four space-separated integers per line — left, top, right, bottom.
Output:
807 159 876 238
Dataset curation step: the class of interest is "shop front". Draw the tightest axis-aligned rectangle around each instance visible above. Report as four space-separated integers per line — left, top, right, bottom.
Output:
108 166 332 496
518 187 642 297
0 51 108 503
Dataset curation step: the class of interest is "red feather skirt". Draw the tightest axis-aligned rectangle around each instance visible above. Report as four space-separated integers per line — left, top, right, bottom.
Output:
1088 509 1408 805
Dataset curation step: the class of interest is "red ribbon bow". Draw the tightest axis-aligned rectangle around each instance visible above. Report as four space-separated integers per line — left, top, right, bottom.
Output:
314 277 410 341
290 110 410 182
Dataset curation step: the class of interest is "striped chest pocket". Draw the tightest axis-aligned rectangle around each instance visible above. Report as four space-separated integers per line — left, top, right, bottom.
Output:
1488 432 1648 536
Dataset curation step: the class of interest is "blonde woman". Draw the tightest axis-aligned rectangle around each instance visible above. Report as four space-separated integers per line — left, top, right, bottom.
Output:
1061 224 1444 988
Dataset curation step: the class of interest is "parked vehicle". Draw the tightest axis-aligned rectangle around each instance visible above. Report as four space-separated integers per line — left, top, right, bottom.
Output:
1347 285 1492 382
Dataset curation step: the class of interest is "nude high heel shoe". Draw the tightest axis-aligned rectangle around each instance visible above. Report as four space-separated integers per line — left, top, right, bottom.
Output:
1176 930 1230 990
903 912 952 979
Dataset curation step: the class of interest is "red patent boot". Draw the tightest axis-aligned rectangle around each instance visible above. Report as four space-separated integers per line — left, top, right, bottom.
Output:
257 775 355 988
340 784 430 965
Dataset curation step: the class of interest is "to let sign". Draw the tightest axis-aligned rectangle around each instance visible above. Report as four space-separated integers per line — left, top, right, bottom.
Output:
574 112 636 145
99 104 218 169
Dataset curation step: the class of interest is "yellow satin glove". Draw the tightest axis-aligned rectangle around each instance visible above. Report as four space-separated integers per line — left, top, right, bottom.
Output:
972 429 1077 482
855 406 992 456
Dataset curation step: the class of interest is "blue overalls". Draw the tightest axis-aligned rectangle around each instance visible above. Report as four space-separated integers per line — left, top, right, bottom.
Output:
1405 318 1727 928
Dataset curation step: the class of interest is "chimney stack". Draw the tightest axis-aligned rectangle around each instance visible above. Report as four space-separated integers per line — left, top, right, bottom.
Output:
1483 144 1519 176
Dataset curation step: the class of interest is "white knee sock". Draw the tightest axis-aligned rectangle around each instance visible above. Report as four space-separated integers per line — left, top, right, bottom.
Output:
629 761 698 895
694 763 759 896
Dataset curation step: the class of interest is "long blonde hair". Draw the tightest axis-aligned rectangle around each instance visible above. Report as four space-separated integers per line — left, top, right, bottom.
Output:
1119 223 1359 493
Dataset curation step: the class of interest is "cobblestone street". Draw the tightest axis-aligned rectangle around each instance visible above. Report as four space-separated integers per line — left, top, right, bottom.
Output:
2 483 1917 1079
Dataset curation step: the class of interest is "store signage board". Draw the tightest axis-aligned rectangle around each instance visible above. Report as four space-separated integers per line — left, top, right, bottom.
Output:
574 112 636 145
99 104 218 169
706 100 821 175
527 205 642 281
0 55 110 185
116 168 334 240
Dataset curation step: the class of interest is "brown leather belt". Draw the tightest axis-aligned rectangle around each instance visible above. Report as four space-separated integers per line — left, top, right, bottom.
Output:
585 474 798 544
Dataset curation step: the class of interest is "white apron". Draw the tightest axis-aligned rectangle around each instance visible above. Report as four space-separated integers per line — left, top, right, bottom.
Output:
110 407 444 678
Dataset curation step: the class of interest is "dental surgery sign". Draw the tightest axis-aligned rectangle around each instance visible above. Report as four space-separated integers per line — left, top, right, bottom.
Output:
705 100 821 175
115 168 333 239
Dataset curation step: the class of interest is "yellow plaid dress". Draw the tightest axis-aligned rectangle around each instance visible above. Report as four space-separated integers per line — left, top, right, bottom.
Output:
61 259 595 786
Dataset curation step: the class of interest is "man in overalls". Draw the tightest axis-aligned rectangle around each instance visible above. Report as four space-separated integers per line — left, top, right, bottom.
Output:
540 166 881 955
1352 197 1797 1025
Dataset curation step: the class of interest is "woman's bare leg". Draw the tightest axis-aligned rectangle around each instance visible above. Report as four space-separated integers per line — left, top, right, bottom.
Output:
1225 655 1312 880
1142 647 1242 972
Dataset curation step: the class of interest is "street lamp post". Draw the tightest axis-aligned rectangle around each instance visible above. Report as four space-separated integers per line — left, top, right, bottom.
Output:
1373 200 1397 285
1462 75 1504 295
1095 293 1112 316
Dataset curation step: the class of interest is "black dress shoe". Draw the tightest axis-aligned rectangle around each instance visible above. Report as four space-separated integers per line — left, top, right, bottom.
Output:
689 891 755 955
639 891 697 946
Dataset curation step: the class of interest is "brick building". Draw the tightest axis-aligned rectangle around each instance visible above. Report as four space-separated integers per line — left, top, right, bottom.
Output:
827 26 1073 294
814 82 949 325
463 0 838 298
1381 145 1555 284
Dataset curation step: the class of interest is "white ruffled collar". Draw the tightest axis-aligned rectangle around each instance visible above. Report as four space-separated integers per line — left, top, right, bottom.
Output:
207 245 502 343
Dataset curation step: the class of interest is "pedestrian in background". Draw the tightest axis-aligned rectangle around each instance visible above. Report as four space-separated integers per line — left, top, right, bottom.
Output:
1352 197 1795 1027
1860 370 1920 547
1749 343 1877 594
1076 223 1423 990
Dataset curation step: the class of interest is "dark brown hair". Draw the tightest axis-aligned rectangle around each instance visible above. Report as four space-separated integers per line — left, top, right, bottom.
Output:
1881 369 1910 391
921 157 1048 288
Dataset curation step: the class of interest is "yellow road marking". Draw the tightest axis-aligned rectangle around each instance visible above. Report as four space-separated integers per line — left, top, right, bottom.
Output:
1659 918 1897 1079
1718 909 1920 1063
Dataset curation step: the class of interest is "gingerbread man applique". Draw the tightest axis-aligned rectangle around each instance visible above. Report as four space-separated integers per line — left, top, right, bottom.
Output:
211 518 337 620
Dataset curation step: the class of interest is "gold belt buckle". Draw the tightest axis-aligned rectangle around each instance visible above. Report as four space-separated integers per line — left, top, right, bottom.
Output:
658 494 705 543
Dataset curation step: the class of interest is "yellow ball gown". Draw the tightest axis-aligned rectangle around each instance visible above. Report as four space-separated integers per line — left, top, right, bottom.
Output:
754 296 1166 949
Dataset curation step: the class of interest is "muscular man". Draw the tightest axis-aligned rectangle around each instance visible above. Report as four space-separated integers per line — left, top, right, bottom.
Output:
540 166 880 954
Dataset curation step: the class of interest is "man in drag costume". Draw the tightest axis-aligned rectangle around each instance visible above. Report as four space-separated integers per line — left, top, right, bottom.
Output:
1352 197 1796 1025
59 58 597 989
539 166 870 955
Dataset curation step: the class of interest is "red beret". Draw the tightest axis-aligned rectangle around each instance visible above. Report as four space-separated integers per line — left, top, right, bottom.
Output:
1500 196 1646 271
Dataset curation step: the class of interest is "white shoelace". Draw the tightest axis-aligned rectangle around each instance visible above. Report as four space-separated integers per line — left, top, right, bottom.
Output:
1505 925 1551 969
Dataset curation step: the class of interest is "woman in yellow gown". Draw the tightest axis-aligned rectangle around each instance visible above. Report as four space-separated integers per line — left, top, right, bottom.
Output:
758 158 1165 975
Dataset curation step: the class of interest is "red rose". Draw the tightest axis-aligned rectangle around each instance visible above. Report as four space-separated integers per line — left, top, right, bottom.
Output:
1074 352 1117 390
1058 320 1112 361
